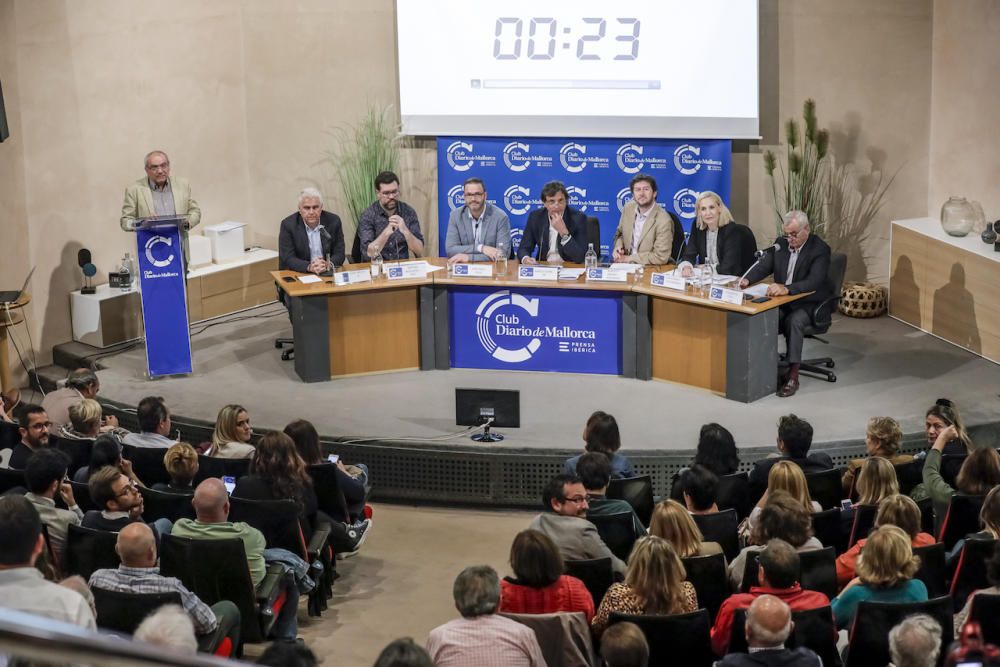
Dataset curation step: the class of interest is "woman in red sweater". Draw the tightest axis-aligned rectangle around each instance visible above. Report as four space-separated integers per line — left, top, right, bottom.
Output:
499 529 595 622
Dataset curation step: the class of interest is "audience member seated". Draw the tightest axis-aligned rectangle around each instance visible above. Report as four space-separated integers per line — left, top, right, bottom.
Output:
205 404 256 459
591 536 698 637
836 494 936 587
888 614 942 667
746 461 821 537
649 499 722 558
854 456 900 508
257 641 320 667
373 638 435 667
842 416 912 495
830 525 928 630
285 418 369 520
133 604 198 656
912 423 1000 523
599 621 650 667
924 398 974 456
58 399 101 442
82 465 171 537
233 431 370 554
74 434 143 486
673 464 721 515
947 484 1000 567
0 496 96 628
563 411 635 480
89 522 238 637
122 396 176 449
715 595 822 667
23 448 83 567
670 424 741 498
152 442 199 495
42 368 107 432
4 404 51 470
748 415 833 496
172 478 300 641
499 529 595 622
578 452 646 539
711 539 830 656
529 474 626 576
425 565 546 667
953 541 1000 634
729 491 823 591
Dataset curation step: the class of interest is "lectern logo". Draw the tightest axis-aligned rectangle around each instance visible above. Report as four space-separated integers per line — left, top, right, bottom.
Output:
476 290 541 363
144 236 175 268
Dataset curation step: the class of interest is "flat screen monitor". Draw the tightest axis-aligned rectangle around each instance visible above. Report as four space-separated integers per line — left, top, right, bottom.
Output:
455 388 521 428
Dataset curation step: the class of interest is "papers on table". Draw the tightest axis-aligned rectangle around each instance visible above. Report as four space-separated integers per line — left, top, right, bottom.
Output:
297 275 322 284
608 263 640 274
743 283 770 298
558 268 587 280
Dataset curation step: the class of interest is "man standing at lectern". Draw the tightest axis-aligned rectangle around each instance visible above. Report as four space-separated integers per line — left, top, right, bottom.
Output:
278 187 345 275
120 150 201 263
740 210 832 398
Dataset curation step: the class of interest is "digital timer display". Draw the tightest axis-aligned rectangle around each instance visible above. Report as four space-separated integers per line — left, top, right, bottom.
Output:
491 17 641 61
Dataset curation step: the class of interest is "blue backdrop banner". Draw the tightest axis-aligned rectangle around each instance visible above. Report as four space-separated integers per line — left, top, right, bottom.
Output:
449 285 622 375
437 137 731 258
136 224 193 377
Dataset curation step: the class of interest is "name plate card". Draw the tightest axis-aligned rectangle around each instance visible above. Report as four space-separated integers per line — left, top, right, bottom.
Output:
709 286 745 305
586 268 628 282
386 264 425 280
452 263 493 277
518 265 560 281
333 269 372 286
650 272 686 291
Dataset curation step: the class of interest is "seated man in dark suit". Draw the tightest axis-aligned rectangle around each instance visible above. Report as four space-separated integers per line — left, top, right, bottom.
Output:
748 415 833 499
278 187 345 276
516 181 588 264
739 210 832 398
716 595 821 666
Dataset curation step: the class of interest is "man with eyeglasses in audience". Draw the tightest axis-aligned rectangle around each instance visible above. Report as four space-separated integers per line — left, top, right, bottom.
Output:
740 210 832 398
528 474 626 576
359 170 424 261
82 465 172 538
2 404 51 470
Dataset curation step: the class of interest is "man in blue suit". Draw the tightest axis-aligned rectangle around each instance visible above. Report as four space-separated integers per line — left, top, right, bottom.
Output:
516 181 588 264
445 177 511 263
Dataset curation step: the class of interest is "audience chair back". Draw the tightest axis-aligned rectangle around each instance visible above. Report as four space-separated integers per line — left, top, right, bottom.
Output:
681 552 729 621
717 472 753 521
805 469 842 511
668 212 686 262
969 593 1000 646
194 455 250 483
939 494 986 551
894 459 924 497
159 534 282 644
65 524 120 580
912 542 948 599
502 611 597 667
609 608 714 667
138 486 196 523
692 509 740 561
844 596 953 667
940 455 967 489
729 605 841 667
564 558 615 610
950 538 997 611
847 504 878 549
93 588 183 634
68 480 97 512
811 508 845 554
739 547 837 599
121 445 172 487
0 467 25 494
587 511 640 563
917 496 936 536
53 437 93 478
607 475 654 527
307 463 351 524
0 420 20 449
227 496 308 559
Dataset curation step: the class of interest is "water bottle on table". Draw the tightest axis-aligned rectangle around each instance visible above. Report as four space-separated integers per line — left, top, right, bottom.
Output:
370 245 383 280
584 243 598 270
495 240 508 277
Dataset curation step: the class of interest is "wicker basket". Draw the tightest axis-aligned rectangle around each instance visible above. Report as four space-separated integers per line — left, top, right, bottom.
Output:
839 282 887 318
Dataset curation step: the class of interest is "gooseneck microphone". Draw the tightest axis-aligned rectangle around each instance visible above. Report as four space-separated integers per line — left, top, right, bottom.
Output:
754 242 781 259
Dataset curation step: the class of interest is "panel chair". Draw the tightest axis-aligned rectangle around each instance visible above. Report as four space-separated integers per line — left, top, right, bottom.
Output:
797 251 848 383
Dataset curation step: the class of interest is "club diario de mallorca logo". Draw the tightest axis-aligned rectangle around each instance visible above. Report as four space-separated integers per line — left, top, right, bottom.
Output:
476 290 542 363
445 141 495 171
503 185 534 216
616 187 633 213
616 143 644 174
447 184 465 211
673 144 723 175
143 235 179 279
673 188 700 220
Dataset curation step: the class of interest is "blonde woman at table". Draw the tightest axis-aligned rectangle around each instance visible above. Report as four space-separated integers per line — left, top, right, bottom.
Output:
677 191 756 278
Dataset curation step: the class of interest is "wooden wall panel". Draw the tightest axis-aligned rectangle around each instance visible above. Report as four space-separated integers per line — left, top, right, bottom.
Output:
328 288 420 376
651 298 727 393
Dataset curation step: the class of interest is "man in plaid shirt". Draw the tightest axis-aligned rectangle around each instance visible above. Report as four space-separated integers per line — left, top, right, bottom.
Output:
89 523 239 642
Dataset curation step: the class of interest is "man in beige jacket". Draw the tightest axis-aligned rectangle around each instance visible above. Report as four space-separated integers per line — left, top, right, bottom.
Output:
611 173 674 265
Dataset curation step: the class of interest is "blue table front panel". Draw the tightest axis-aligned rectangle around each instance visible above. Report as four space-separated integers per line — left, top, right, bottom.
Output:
448 285 622 375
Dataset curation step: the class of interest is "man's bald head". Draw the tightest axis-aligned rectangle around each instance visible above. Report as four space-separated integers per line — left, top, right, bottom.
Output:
116 522 156 567
192 478 229 522
746 595 793 649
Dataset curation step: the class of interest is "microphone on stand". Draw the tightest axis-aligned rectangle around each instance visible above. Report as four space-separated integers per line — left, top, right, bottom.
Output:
754 242 781 259
319 225 333 275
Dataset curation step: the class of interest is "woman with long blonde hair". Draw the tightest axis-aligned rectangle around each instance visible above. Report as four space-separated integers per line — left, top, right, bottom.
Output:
747 460 820 535
855 457 899 506
649 499 722 558
206 404 255 459
591 536 698 636
677 190 754 277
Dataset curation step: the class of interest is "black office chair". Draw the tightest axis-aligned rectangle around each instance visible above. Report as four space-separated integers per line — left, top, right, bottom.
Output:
585 216 601 257
739 547 837 600
274 284 294 361
950 538 998 611
938 494 986 551
894 459 925 496
912 542 948 599
565 557 616 609
121 445 172 487
668 212 685 263
682 552 729 621
717 472 753 522
810 508 844 554
692 509 740 561
194 455 250 483
847 504 878 548
845 596 953 667
65 524 120 580
138 486 196 523
805 468 843 511
728 222 759 277
729 606 841 666
610 609 714 667
969 593 1000 645
0 467 25 495
587 512 639 563
607 475 654 528
797 251 848 383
